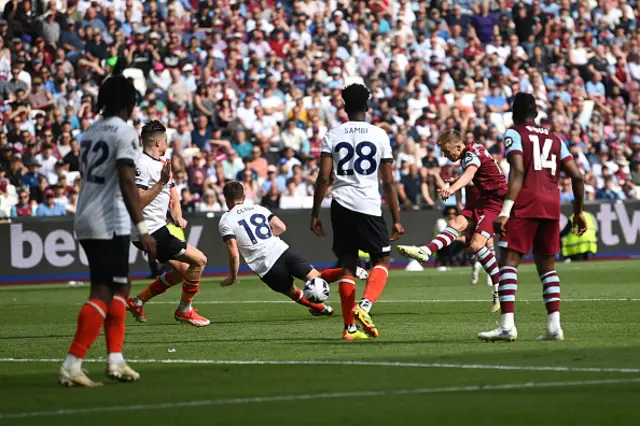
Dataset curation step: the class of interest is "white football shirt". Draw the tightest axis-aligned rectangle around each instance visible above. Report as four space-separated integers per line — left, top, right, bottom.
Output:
321 121 393 216
132 152 173 240
218 204 288 277
74 116 141 240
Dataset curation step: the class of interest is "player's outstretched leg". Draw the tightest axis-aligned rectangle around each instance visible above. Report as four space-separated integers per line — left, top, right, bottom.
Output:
127 270 183 322
485 240 496 287
535 254 564 341
468 235 500 312
478 249 521 342
105 290 140 382
320 266 369 282
286 285 333 316
173 246 210 327
335 253 368 341
353 257 390 338
397 216 467 263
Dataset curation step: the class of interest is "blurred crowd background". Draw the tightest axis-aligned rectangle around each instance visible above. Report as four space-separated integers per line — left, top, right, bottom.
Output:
1 0 640 219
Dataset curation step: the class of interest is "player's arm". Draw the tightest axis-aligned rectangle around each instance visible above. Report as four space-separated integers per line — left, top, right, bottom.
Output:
169 186 187 228
561 143 587 236
444 165 476 197
138 161 171 208
268 214 287 236
495 129 525 234
310 138 333 236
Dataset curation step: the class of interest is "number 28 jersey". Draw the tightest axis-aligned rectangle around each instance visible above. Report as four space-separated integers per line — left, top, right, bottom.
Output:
218 204 289 277
321 121 393 216
504 123 572 220
74 117 140 240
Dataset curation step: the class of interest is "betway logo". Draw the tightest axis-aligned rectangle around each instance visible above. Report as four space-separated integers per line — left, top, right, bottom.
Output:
10 224 204 269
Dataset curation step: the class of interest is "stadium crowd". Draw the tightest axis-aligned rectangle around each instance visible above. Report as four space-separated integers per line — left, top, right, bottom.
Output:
1 0 640 219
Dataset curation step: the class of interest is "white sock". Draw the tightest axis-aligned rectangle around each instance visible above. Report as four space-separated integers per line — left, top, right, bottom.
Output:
493 284 499 293
108 352 124 364
132 296 143 307
419 245 432 256
548 311 561 331
501 312 515 329
62 354 82 371
360 298 373 313
179 302 193 313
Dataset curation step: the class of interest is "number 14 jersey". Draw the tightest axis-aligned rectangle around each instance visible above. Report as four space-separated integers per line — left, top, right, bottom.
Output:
504 123 572 220
218 204 288 277
321 121 393 216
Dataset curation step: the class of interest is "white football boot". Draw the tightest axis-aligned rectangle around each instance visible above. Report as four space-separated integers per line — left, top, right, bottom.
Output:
59 366 103 388
537 328 565 341
396 245 431 263
478 325 518 342
471 261 481 285
107 361 141 382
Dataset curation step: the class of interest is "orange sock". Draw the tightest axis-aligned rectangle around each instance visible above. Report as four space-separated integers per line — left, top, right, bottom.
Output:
68 299 107 358
179 280 199 312
138 271 183 303
291 288 325 310
338 276 356 325
104 295 126 354
362 265 389 303
319 268 343 283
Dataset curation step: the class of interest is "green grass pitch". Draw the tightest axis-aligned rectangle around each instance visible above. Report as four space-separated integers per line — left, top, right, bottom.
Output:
1 260 639 425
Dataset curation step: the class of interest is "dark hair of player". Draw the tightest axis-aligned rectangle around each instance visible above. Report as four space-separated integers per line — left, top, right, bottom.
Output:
223 181 245 203
341 83 370 117
512 92 537 125
95 56 138 119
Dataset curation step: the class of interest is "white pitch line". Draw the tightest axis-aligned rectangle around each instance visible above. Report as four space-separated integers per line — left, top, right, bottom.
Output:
143 298 640 305
2 358 640 374
1 377 639 420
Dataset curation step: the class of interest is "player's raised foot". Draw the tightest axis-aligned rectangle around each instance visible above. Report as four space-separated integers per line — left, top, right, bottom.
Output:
106 362 140 382
491 292 500 313
309 305 334 316
478 325 518 342
58 366 103 388
126 297 147 323
537 328 565 341
396 245 430 263
352 305 379 338
355 267 369 280
342 328 369 341
174 308 211 327
471 261 481 285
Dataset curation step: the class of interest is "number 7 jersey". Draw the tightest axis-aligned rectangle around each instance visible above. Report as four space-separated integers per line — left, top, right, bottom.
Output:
321 121 393 216
504 123 572 220
74 116 141 240
218 204 289 277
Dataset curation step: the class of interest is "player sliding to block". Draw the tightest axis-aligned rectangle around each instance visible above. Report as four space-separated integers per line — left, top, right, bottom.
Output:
60 62 155 387
126 121 210 327
311 83 404 341
397 129 506 313
478 93 586 342
218 181 368 314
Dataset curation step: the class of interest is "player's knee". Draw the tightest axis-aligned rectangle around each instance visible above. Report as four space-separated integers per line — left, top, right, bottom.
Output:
448 216 466 232
467 240 484 254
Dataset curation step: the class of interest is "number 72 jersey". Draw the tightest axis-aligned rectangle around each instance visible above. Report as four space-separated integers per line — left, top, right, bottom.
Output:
74 117 141 240
218 204 289 277
504 124 572 220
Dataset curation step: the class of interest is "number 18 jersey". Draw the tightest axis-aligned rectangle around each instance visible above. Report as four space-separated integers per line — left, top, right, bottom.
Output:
74 116 140 240
218 204 289 277
321 121 393 216
504 123 572 220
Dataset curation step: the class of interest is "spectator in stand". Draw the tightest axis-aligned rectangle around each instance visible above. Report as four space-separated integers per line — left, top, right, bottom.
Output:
198 189 224 213
559 176 575 203
0 178 16 218
231 128 253 159
22 159 43 189
597 176 627 200
36 188 66 216
35 144 58 185
281 119 308 155
11 188 35 217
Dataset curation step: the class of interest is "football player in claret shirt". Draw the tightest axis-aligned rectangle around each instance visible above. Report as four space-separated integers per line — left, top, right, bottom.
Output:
398 129 507 312
478 93 586 342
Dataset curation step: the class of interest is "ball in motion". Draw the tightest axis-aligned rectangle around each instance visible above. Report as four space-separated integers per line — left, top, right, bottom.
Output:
303 277 330 303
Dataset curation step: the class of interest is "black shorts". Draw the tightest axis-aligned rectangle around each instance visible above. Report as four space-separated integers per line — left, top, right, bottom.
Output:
79 236 130 288
133 226 187 264
260 249 313 294
331 200 390 259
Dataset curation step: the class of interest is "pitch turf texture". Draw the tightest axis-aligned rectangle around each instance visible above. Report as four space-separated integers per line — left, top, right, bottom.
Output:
1 260 640 425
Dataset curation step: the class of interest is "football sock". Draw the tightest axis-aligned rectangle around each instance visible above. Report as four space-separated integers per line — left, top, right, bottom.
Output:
319 268 343 283
423 226 459 255
473 246 499 288
338 276 356 327
486 245 499 293
179 280 199 313
498 266 518 329
104 295 126 356
68 298 107 359
137 270 183 303
345 324 357 333
361 265 389 310
540 270 561 330
108 352 125 365
291 288 325 311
